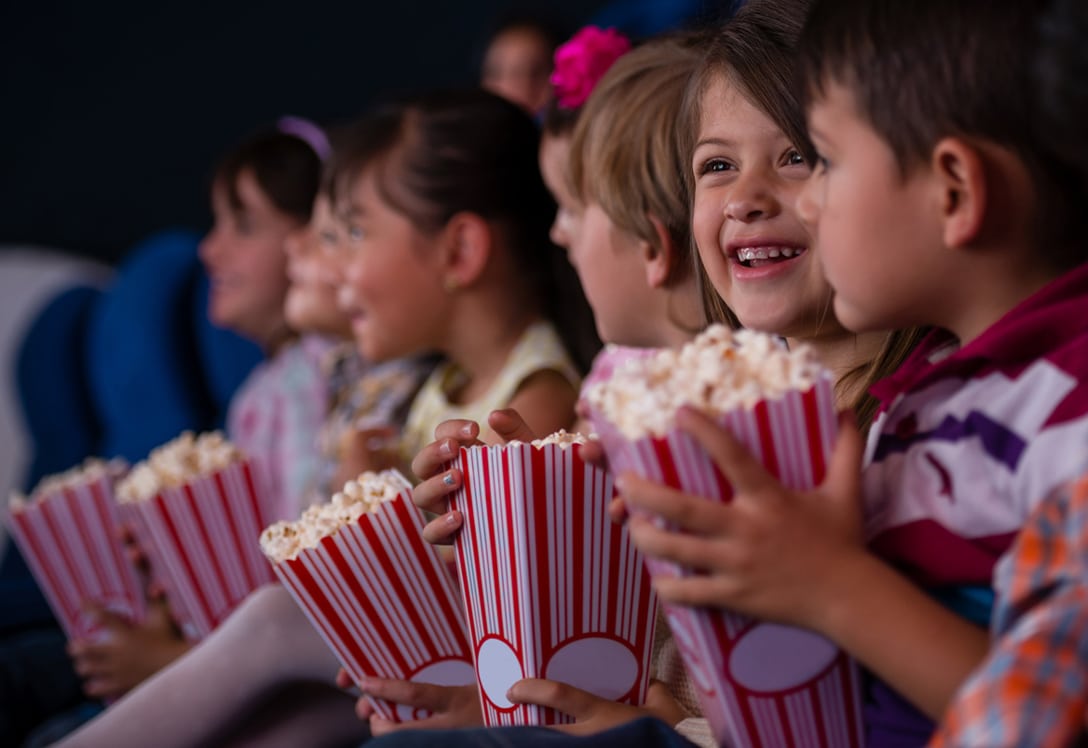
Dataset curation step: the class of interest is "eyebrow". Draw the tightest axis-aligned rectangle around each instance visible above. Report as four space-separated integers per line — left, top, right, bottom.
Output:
692 137 737 151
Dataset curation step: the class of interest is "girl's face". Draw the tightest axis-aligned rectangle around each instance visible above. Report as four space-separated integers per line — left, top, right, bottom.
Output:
199 168 296 346
284 194 352 339
336 171 448 362
691 75 833 339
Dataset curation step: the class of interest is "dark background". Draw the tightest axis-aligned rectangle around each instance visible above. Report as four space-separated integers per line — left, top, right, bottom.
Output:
0 0 732 266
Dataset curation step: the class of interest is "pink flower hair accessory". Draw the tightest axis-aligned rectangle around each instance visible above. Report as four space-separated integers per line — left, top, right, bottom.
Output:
550 26 632 110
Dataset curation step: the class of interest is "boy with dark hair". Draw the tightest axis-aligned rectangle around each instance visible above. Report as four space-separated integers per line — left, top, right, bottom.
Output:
928 1 1088 744
618 0 1088 744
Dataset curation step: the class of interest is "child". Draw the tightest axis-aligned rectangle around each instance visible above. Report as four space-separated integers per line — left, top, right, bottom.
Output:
930 0 1088 743
55 183 392 748
617 0 1088 745
331 89 591 457
479 17 558 116
56 123 330 711
364 7 922 743
200 125 334 523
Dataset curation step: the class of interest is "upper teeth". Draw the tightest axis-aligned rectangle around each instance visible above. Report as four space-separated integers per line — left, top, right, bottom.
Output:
736 247 802 262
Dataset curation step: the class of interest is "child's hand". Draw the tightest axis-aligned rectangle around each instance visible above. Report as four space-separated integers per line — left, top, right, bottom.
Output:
67 594 191 700
333 425 401 487
620 407 867 632
354 678 482 735
507 679 685 735
411 410 537 544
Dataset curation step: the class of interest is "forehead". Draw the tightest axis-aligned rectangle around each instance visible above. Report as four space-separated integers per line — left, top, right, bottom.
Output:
697 74 783 143
805 80 861 139
486 29 551 65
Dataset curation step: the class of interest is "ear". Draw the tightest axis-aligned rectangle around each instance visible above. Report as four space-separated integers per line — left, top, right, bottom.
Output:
932 137 986 249
439 212 492 288
642 215 677 289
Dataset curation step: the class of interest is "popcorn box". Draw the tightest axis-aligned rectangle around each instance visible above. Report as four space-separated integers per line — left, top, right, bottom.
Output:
589 377 865 748
117 459 275 640
268 472 475 723
8 473 146 639
451 441 659 726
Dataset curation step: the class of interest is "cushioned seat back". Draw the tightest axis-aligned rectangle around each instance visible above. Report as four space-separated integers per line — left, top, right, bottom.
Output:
85 229 209 462
15 285 103 490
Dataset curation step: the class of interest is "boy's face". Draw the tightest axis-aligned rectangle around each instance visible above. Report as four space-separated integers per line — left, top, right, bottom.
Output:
797 82 946 334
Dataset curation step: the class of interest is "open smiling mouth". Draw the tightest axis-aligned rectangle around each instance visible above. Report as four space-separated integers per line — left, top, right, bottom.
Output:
734 246 806 268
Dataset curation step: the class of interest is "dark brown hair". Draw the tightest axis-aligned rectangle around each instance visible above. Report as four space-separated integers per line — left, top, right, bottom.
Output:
328 89 600 373
798 0 1084 272
213 130 322 223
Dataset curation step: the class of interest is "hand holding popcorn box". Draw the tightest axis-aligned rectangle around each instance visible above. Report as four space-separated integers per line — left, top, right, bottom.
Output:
116 432 276 641
450 431 659 726
8 460 146 639
261 470 474 722
585 325 864 748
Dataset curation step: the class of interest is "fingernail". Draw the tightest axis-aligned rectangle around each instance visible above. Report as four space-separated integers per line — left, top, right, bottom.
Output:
461 424 474 437
357 677 374 691
442 472 455 487
439 440 454 458
445 512 459 525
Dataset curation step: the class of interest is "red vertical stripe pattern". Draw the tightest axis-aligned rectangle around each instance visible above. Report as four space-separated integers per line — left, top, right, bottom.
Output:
6 475 146 639
450 442 659 727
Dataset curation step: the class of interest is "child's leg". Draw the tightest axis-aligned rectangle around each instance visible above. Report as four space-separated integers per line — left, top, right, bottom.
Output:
56 584 357 748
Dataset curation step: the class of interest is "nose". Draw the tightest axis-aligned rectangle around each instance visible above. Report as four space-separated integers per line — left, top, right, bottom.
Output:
725 170 779 223
284 225 305 260
198 228 221 267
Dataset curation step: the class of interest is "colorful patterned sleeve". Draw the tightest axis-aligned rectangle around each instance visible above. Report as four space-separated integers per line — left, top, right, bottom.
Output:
930 475 1088 748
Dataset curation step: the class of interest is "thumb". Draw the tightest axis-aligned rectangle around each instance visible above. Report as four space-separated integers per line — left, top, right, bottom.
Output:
488 409 537 444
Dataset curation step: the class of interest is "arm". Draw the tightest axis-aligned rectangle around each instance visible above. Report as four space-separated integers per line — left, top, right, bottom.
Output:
498 369 578 442
931 480 1088 747
620 407 987 720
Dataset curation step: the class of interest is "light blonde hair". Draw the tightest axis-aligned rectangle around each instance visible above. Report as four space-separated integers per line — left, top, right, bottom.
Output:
568 33 707 284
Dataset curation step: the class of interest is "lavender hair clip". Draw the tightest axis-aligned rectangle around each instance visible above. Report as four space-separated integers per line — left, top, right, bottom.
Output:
277 115 332 161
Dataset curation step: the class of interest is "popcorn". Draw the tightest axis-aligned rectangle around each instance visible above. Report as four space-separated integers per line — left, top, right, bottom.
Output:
528 429 589 449
582 325 824 438
263 469 475 723
10 458 126 511
259 471 408 563
116 431 242 503
112 431 272 640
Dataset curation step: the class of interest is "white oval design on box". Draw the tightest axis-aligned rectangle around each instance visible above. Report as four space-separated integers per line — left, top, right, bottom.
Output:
476 638 523 708
544 637 638 701
728 622 838 693
395 658 476 721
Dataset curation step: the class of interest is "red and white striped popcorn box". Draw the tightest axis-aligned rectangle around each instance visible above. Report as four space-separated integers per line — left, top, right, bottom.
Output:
269 473 475 723
588 376 866 748
118 459 275 641
450 441 659 726
8 473 146 639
